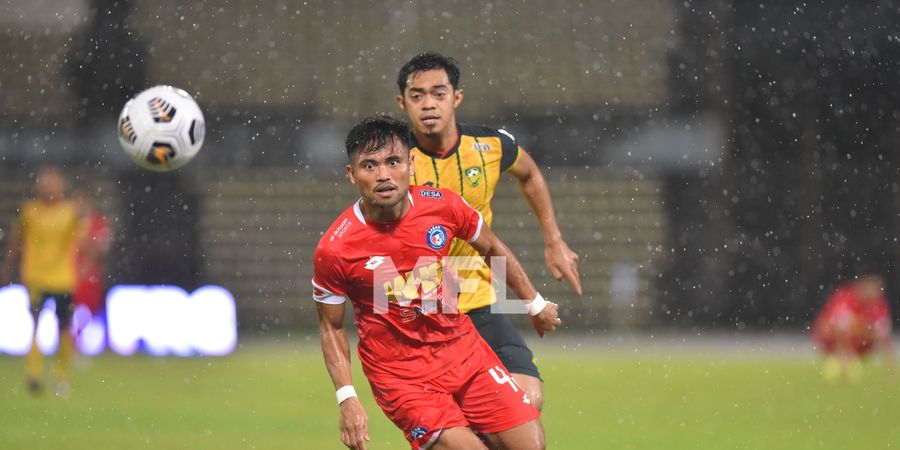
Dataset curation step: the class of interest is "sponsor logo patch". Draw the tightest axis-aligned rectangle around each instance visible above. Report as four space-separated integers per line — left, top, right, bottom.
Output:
419 189 443 199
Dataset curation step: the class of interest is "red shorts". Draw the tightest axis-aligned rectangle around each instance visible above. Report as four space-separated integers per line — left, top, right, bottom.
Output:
813 306 878 355
368 336 540 449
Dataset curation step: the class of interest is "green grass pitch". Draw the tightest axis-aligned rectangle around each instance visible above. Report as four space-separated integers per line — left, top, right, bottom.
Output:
1 335 898 449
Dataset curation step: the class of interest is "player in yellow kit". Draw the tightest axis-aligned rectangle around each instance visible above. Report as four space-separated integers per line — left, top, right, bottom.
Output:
1 167 82 396
396 52 582 411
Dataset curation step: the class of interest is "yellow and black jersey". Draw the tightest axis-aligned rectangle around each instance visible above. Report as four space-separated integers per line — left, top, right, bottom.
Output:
17 199 81 293
409 124 523 312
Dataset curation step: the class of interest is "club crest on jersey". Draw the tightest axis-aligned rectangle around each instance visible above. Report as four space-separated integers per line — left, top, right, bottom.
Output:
426 225 448 250
465 166 483 187
472 142 492 151
419 189 443 199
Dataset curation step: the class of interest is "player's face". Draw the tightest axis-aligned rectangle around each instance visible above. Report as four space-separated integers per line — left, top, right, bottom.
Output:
347 138 412 214
397 69 464 138
856 275 884 301
36 169 67 202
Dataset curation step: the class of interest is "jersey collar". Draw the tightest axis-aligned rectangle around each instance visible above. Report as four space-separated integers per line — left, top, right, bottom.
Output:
352 191 415 226
409 125 462 160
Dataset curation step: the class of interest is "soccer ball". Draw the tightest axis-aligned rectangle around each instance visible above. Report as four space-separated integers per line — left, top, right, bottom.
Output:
117 85 205 171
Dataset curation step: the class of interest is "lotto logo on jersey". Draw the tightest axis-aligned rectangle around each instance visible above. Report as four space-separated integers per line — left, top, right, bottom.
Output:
426 225 448 250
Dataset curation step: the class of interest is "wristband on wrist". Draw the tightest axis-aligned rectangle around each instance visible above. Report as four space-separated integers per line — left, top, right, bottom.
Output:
336 385 357 405
527 293 548 316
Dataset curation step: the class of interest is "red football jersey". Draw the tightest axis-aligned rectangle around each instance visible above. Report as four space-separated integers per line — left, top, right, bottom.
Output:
813 284 892 354
312 186 484 381
75 212 112 313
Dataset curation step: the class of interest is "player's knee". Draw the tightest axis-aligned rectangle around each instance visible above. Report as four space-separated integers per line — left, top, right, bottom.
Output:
529 385 544 412
521 420 547 450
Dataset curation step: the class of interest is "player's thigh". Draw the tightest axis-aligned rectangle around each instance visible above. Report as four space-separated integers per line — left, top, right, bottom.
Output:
481 419 545 450
430 427 489 450
53 293 74 328
370 379 468 449
455 338 540 436
467 307 542 380
511 373 543 411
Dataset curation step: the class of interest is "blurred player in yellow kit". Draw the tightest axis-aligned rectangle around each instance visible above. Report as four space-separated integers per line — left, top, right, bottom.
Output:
396 52 582 411
1 167 83 396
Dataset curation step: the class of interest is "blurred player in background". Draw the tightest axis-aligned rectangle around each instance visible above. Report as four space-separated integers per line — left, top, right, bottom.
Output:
313 115 560 449
0 167 83 396
396 52 582 411
812 267 895 381
72 187 112 335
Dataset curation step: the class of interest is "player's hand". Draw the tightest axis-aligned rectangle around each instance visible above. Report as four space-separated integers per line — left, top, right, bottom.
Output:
545 241 582 295
339 397 370 450
530 301 561 338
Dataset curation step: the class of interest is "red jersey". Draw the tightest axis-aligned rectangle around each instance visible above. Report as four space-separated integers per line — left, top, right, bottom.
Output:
312 186 485 381
75 212 112 312
813 284 892 354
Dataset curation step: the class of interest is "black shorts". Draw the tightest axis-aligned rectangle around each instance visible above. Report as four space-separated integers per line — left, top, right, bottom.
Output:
30 291 74 327
467 305 542 380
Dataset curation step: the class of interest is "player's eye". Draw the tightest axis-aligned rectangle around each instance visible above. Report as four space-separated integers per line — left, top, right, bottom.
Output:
389 159 400 166
363 163 374 170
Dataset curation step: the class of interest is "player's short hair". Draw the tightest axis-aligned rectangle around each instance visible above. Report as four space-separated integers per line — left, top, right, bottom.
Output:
345 114 410 160
397 51 461 93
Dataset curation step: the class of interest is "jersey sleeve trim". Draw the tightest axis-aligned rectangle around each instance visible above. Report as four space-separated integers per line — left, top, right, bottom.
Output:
505 146 523 172
465 211 484 243
312 279 347 304
498 128 521 172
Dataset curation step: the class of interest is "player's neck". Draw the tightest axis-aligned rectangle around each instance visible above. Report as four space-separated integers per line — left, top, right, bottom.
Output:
415 122 459 157
361 197 411 224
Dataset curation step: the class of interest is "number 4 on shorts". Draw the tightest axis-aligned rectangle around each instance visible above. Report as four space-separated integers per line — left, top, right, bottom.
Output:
488 365 531 405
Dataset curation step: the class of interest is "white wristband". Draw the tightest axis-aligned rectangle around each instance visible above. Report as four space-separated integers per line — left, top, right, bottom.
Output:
527 293 548 316
335 385 357 405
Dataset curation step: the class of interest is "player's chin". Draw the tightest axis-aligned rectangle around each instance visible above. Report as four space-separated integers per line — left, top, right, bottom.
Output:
369 191 403 207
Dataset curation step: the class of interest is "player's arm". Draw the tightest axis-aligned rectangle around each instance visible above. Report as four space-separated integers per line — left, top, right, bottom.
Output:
0 222 23 286
468 223 562 337
508 148 583 295
316 301 370 450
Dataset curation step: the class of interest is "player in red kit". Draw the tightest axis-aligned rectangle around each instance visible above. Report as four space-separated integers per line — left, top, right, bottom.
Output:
812 269 894 381
313 115 560 450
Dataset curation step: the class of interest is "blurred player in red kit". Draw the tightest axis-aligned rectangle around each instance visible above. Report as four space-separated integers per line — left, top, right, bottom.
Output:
313 115 560 449
812 268 894 380
73 187 112 318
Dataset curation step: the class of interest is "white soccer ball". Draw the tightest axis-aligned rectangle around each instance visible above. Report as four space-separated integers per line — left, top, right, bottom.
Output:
117 85 205 171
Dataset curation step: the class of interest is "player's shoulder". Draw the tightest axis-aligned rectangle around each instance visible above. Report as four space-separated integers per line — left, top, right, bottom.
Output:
20 199 38 211
315 204 360 255
459 123 518 144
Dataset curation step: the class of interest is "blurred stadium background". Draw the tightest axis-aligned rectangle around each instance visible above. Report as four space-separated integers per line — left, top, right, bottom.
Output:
2 0 900 448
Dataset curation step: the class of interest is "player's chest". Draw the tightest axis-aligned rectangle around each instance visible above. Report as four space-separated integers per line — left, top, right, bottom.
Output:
26 208 75 237
343 218 456 286
413 148 500 194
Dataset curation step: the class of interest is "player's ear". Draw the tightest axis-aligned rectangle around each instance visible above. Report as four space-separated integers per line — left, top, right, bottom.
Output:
453 88 464 108
396 94 406 111
345 164 357 185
